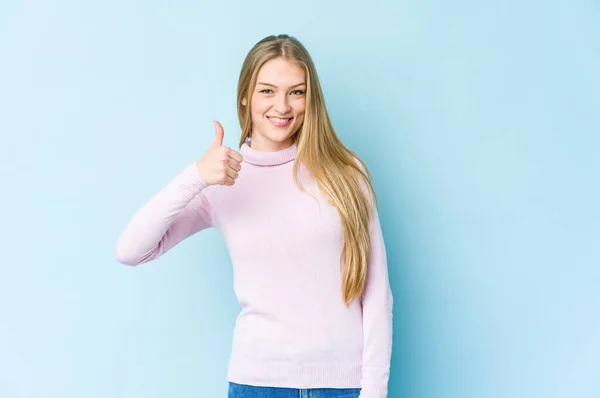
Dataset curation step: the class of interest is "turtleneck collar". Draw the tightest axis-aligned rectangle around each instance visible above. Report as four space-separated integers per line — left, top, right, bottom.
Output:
240 141 297 167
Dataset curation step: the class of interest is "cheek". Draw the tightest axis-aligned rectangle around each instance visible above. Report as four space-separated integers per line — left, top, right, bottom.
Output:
294 99 306 116
251 96 270 116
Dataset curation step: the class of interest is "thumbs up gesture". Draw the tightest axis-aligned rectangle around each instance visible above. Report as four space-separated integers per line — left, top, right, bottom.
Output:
195 121 244 186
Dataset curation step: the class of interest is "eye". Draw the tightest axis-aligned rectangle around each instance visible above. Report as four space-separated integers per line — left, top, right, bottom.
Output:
291 90 305 95
259 89 273 94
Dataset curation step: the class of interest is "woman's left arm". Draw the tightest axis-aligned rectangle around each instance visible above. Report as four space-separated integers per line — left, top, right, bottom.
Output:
359 202 394 398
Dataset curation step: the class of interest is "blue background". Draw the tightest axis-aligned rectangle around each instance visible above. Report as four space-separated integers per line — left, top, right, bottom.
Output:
1 1 598 397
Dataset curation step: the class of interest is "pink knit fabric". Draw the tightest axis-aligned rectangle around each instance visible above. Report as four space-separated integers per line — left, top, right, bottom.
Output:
115 142 393 397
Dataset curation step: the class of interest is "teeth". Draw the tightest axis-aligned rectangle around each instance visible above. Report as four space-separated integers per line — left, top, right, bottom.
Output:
270 117 291 123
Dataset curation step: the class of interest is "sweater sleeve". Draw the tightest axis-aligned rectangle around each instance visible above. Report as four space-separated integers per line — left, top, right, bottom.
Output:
359 191 394 397
115 162 213 266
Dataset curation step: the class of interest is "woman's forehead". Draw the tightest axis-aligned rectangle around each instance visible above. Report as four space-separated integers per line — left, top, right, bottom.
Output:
257 58 305 84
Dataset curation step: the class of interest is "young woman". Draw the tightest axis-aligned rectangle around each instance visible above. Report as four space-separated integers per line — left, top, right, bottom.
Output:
115 34 393 398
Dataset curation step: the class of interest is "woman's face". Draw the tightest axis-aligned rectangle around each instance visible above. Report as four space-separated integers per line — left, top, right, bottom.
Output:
242 57 306 151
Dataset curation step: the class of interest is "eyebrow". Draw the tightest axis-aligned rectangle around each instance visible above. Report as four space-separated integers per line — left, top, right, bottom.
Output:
256 82 306 88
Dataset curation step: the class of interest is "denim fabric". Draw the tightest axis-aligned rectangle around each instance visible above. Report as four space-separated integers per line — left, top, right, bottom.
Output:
228 382 361 398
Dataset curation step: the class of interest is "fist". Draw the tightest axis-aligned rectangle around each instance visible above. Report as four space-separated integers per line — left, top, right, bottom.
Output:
195 120 244 186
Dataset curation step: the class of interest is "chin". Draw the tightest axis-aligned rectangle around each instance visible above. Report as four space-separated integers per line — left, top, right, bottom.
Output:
268 134 295 144
263 127 295 141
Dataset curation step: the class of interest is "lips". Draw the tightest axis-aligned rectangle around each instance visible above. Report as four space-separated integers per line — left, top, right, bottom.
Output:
267 116 293 128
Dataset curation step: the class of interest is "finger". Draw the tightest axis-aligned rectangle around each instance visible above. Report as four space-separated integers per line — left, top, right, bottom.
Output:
228 149 243 163
210 120 224 148
225 166 239 180
222 176 235 186
228 158 242 172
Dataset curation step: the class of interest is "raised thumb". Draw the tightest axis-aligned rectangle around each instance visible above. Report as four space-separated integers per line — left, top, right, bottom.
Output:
210 120 224 148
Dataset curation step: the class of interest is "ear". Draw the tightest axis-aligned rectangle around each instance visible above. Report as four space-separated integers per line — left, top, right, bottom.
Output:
241 97 247 106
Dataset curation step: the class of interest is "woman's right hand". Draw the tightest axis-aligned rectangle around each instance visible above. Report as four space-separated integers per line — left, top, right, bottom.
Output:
195 120 244 186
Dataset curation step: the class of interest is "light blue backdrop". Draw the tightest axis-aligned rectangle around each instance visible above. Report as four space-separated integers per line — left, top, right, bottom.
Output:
1 1 598 397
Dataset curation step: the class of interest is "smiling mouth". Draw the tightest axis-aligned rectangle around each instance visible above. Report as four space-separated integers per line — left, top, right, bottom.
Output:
267 116 293 127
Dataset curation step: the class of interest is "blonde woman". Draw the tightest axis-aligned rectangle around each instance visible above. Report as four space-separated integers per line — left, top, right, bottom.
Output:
115 34 393 398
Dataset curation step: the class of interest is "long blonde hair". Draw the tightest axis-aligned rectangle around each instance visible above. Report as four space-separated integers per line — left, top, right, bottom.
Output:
236 34 378 307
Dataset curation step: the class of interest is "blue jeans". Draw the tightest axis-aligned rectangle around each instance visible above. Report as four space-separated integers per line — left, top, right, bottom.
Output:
228 382 361 398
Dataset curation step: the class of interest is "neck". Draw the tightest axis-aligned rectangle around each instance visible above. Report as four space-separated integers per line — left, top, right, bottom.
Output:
248 135 295 152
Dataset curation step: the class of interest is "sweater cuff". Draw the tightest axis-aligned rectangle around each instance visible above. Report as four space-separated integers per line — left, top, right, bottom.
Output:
174 162 210 200
359 382 388 398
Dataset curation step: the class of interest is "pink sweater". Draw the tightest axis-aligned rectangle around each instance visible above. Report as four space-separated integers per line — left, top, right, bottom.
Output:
115 142 393 397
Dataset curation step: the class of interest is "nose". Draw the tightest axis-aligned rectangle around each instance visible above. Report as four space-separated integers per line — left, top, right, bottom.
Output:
273 93 291 115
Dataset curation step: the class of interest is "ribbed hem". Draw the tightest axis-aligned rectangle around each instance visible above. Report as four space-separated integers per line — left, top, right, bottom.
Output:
227 354 362 389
